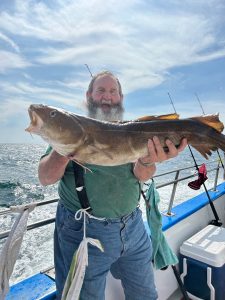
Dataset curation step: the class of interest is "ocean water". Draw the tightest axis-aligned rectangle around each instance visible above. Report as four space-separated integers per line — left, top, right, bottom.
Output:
0 144 58 284
0 143 224 284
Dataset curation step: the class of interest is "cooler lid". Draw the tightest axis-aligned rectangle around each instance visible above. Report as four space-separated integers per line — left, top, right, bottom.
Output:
180 225 225 267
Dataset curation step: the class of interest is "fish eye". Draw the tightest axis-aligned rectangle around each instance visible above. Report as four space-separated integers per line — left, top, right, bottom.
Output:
50 110 57 118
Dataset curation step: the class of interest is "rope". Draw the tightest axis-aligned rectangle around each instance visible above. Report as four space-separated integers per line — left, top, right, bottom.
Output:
62 208 104 300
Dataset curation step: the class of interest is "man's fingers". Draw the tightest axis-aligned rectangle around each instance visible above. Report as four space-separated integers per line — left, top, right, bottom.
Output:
177 138 188 152
143 137 187 164
165 139 179 158
152 136 167 161
146 139 157 161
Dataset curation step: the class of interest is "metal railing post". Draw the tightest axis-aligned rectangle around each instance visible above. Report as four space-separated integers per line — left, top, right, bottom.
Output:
211 162 220 192
165 170 180 216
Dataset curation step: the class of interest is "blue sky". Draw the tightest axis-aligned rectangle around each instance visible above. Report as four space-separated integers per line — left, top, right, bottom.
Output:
0 0 225 143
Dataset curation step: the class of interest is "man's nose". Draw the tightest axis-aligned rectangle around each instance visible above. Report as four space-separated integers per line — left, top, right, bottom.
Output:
102 91 112 100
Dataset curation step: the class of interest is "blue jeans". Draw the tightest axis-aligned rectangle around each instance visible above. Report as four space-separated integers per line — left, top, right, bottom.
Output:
54 202 158 300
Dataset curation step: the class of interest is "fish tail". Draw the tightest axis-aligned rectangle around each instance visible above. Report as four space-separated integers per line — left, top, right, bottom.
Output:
216 134 225 154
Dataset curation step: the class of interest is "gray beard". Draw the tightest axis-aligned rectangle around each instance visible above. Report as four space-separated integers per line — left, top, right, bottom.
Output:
87 97 124 122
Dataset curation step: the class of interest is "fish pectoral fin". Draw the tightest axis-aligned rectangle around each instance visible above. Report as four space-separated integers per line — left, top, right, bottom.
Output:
88 145 114 160
190 144 218 159
190 114 224 133
136 113 180 122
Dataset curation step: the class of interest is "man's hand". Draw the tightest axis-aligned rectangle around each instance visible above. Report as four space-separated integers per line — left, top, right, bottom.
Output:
139 136 187 165
133 137 187 182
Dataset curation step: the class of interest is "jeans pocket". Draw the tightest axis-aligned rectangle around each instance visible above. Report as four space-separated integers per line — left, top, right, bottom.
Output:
60 217 84 246
63 212 84 233
57 204 84 238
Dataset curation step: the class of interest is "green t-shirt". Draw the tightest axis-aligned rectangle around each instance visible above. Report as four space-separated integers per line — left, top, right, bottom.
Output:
42 146 141 218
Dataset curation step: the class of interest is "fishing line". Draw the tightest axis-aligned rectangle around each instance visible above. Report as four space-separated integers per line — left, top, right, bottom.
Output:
168 92 222 226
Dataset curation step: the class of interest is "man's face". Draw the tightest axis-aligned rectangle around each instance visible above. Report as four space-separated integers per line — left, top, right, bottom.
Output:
86 75 124 121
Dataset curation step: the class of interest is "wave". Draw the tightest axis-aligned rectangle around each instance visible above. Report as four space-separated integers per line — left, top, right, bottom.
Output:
0 181 21 190
0 180 47 208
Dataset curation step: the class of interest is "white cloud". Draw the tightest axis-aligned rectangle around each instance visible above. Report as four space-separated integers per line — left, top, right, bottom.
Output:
0 98 28 123
0 81 85 114
0 0 225 143
0 0 224 88
0 32 20 52
0 51 31 73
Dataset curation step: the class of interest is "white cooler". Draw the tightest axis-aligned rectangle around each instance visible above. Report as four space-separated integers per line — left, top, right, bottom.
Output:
179 225 225 300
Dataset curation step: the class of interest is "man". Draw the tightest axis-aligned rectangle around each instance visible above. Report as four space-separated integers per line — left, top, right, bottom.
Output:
39 71 187 299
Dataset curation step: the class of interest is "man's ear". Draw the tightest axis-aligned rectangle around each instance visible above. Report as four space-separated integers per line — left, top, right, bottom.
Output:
86 91 91 99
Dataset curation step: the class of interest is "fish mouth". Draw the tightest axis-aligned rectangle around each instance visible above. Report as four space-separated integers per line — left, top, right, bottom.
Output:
25 108 43 133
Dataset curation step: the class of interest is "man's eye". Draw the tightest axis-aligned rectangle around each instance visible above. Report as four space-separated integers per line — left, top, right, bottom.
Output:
50 110 57 117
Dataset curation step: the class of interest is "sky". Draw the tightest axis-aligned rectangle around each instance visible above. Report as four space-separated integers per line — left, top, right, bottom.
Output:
0 0 225 143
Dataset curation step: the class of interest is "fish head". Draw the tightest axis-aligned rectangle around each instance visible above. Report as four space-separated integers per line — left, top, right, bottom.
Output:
25 104 84 146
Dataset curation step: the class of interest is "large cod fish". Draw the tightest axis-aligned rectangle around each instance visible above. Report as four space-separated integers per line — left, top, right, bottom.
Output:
26 104 225 166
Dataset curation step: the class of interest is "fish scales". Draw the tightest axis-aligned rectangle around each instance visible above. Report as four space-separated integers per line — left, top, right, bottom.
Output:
25 104 225 166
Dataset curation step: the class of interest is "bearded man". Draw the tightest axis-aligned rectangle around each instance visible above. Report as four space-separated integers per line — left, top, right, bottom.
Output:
38 71 187 300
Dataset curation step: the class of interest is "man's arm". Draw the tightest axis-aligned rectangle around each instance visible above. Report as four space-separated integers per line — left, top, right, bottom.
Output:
38 150 69 186
134 137 187 182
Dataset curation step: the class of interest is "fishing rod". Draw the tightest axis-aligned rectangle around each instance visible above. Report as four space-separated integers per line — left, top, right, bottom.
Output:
167 92 222 226
195 93 205 115
188 145 221 226
195 92 225 171
167 92 177 114
84 64 93 78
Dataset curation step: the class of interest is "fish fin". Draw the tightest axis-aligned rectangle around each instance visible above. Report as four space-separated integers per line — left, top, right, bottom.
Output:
88 145 114 160
136 113 180 122
190 114 224 133
112 113 179 124
190 144 218 159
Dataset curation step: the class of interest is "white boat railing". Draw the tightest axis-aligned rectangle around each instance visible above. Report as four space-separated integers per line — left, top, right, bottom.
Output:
0 159 224 241
152 161 223 216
